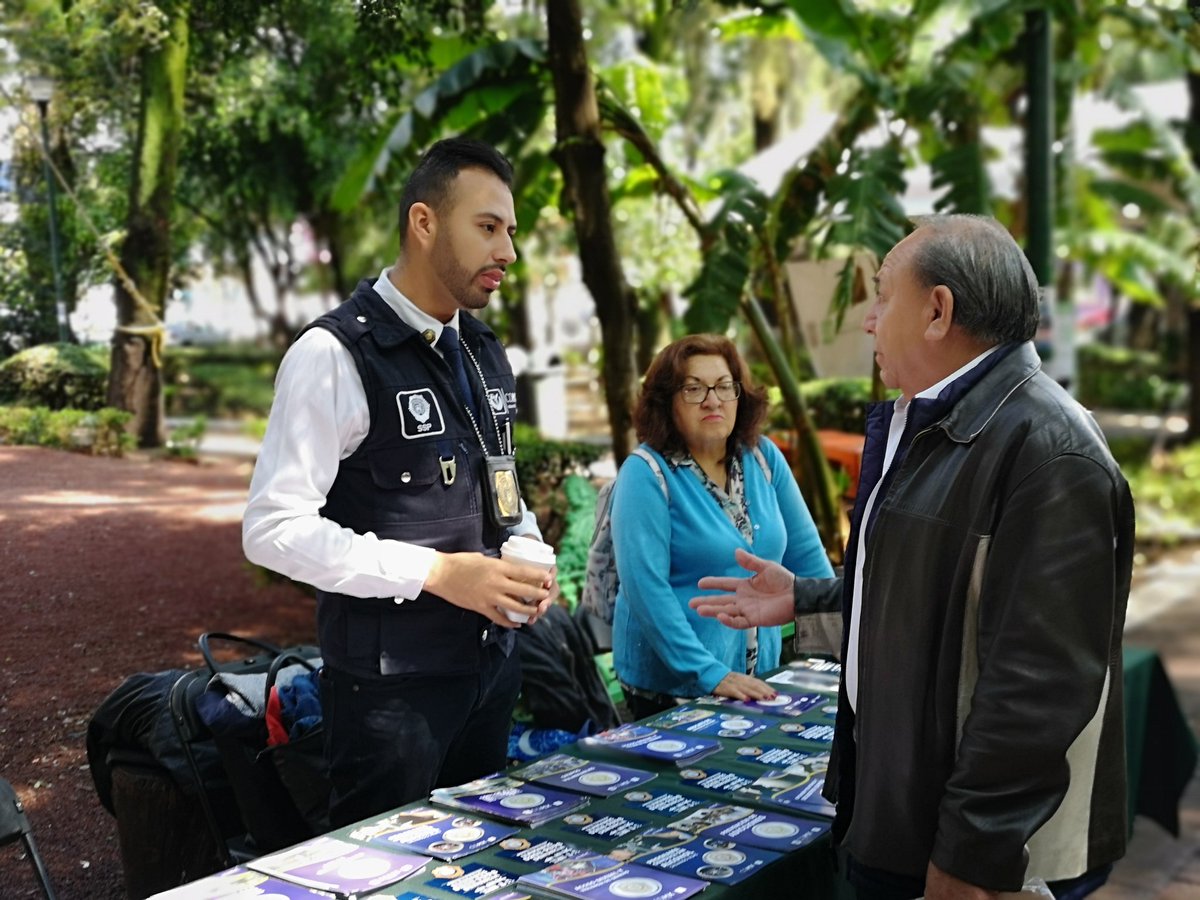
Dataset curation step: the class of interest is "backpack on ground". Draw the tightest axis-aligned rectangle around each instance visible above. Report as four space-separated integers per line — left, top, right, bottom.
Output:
580 443 773 629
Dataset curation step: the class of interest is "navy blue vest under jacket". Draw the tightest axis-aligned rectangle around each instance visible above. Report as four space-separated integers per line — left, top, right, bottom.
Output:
303 279 520 678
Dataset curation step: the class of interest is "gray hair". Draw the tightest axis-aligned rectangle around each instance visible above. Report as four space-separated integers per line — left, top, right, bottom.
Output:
907 215 1040 344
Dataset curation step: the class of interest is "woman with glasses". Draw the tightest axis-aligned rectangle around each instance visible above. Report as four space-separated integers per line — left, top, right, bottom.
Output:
610 334 834 719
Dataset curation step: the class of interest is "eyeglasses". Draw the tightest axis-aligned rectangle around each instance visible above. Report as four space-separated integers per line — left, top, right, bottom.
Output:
677 381 742 404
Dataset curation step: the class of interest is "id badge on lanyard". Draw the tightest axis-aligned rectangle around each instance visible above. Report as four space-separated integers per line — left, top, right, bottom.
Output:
456 338 522 529
482 453 522 527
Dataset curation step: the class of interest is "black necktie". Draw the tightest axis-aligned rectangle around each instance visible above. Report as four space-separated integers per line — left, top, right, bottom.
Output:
439 326 478 419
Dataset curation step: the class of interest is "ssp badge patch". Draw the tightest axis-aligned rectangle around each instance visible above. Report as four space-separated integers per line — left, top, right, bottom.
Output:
396 388 446 439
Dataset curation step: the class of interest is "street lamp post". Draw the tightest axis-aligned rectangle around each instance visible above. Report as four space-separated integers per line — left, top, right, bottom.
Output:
27 75 70 344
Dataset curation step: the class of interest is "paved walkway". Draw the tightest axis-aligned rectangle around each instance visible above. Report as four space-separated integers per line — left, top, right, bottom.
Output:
1094 545 1200 898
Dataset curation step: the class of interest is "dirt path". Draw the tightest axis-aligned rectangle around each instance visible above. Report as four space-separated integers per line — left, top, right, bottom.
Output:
0 446 315 899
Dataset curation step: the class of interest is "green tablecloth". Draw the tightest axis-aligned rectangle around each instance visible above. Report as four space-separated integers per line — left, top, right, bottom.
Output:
1121 645 1198 836
274 649 1196 899
326 688 849 899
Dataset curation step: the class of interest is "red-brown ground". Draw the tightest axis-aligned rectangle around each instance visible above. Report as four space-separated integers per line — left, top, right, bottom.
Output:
0 446 316 899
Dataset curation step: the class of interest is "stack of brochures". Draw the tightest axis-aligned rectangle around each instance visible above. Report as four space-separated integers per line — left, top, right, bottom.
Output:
244 835 429 898
733 751 836 817
579 724 722 766
511 753 657 797
764 656 842 694
610 826 781 885
668 802 830 852
431 773 590 827
694 691 824 718
348 805 518 860
644 705 770 741
517 849 709 899
152 867 333 899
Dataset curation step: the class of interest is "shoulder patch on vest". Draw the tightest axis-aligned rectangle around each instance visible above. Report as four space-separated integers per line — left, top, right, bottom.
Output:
486 387 511 418
396 388 446 438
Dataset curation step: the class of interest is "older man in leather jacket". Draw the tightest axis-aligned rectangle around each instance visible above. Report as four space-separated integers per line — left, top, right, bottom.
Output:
692 215 1134 899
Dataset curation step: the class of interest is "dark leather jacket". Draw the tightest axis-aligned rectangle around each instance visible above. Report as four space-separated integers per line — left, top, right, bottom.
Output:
805 342 1134 890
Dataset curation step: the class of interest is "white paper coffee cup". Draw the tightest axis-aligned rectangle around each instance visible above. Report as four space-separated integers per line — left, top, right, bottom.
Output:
499 535 555 623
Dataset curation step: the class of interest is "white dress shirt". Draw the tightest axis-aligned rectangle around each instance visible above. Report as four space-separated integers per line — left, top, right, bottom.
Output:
845 346 998 711
242 268 541 603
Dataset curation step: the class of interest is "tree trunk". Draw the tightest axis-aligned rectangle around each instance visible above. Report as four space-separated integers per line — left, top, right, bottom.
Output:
743 297 846 564
503 275 533 353
635 289 669 375
1186 70 1200 441
1188 306 1200 442
311 210 352 301
751 38 785 154
546 0 638 463
107 3 189 448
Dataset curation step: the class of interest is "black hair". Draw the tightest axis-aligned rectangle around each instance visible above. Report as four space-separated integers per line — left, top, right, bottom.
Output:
397 137 514 244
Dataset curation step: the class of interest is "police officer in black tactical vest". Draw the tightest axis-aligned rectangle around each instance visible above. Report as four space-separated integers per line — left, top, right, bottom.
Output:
244 138 557 827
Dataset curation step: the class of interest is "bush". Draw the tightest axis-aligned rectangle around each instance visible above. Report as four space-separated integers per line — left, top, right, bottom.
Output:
1076 343 1186 412
0 343 110 410
0 405 134 456
165 415 209 460
513 423 606 551
799 377 882 433
555 474 599 611
163 345 282 419
1126 441 1200 545
769 377 896 435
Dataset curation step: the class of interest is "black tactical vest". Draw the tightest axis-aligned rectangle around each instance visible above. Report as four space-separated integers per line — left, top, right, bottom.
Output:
304 279 520 678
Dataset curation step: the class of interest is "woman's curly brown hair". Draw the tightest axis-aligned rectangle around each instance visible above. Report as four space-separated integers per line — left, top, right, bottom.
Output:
633 334 769 458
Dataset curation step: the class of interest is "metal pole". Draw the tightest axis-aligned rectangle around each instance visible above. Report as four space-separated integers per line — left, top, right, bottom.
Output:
1024 9 1070 385
35 99 70 344
1025 9 1053 285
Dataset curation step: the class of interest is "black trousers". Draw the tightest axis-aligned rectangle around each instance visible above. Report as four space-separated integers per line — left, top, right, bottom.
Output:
622 688 678 722
319 644 522 828
847 856 1113 900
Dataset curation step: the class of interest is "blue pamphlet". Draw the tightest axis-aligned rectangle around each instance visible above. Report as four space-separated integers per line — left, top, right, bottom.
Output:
618 789 704 818
245 835 428 897
580 725 720 766
431 773 589 827
349 806 518 860
694 691 824 718
152 866 333 899
669 802 829 852
611 827 781 885
646 705 769 741
419 861 519 897
675 767 754 794
494 836 592 866
513 753 657 797
517 851 707 899
733 752 836 818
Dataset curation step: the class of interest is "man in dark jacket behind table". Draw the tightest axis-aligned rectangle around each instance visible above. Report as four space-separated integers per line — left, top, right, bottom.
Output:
692 214 1134 899
244 138 557 828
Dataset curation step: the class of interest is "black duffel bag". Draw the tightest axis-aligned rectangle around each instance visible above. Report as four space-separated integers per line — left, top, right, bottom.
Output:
192 633 328 854
259 650 329 835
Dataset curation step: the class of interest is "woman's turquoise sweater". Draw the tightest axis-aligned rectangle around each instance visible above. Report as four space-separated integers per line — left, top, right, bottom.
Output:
611 437 834 698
